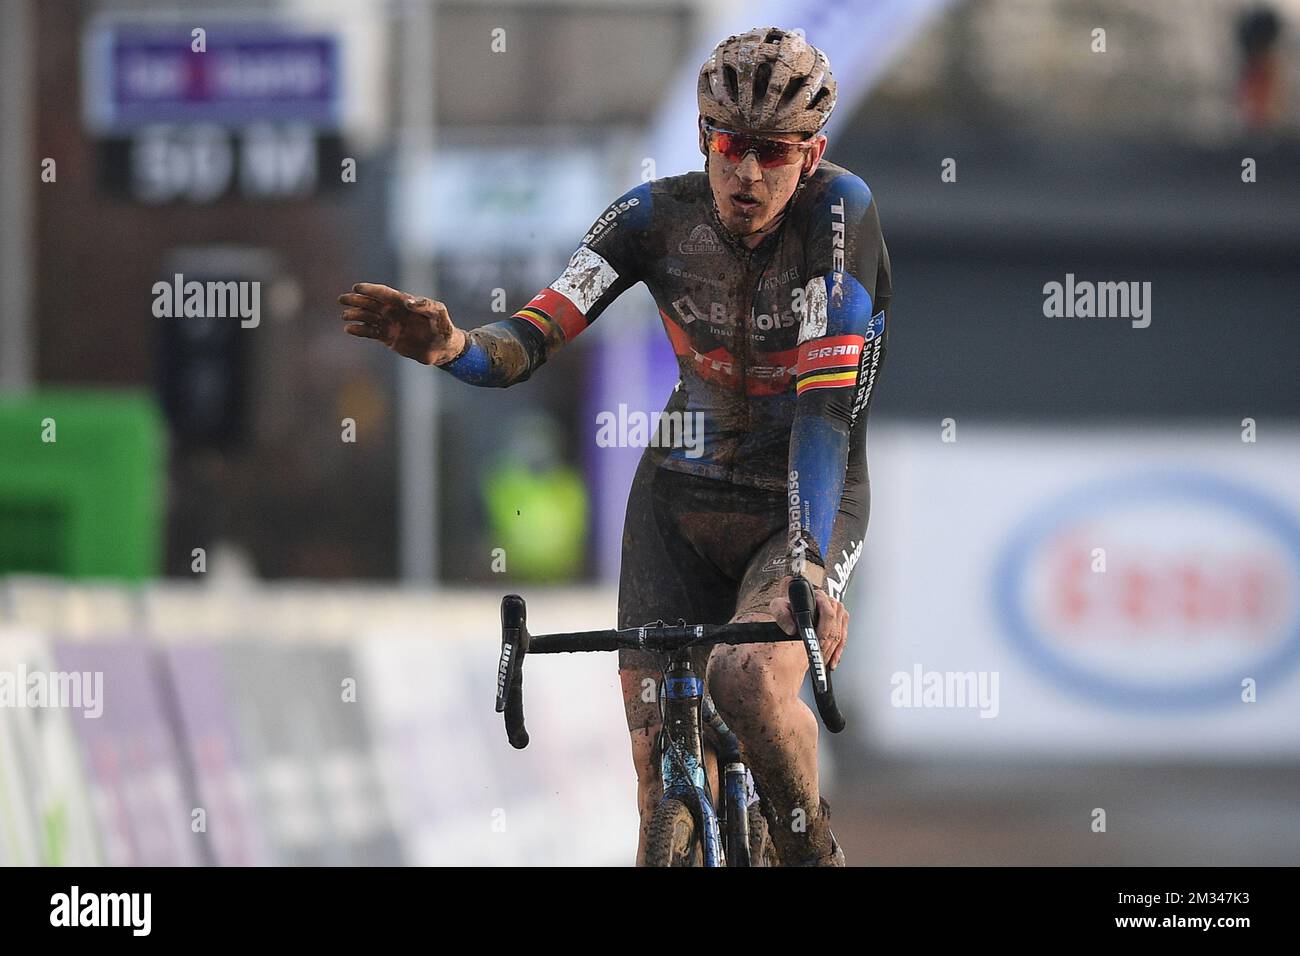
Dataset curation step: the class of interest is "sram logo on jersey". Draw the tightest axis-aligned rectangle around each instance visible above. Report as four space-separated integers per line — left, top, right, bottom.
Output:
806 342 860 360
583 197 641 244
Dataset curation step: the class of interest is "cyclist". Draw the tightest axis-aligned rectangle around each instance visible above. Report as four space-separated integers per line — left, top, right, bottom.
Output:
339 26 890 866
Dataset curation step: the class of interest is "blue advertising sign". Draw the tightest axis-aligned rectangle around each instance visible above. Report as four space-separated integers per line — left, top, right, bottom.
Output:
84 20 342 132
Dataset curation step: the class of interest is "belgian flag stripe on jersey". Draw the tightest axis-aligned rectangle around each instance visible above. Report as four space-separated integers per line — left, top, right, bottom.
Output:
795 333 864 394
513 307 554 337
513 287 589 342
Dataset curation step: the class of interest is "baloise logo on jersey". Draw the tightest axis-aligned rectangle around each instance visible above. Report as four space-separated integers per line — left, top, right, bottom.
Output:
583 196 642 245
994 472 1300 710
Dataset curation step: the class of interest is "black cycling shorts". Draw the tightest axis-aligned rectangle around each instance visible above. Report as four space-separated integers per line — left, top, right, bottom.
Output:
616 451 868 731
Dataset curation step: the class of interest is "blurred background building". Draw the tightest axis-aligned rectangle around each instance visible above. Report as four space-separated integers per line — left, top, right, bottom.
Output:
1 0 1299 865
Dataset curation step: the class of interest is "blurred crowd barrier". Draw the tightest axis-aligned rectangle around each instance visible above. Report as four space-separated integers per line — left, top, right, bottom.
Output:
0 584 637 866
4 425 1298 867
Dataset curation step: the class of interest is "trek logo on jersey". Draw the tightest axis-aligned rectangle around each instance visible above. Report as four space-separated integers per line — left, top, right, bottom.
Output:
582 197 641 245
830 198 847 276
679 224 723 255
695 353 734 375
828 198 848 309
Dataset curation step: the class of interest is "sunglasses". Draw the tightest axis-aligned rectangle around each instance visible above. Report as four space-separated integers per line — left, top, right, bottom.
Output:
704 125 815 169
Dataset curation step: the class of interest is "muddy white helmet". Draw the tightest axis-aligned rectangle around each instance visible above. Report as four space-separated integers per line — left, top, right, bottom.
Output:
697 27 837 135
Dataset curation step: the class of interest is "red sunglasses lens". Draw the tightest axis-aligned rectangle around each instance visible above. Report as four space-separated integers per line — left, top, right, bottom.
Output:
710 131 801 168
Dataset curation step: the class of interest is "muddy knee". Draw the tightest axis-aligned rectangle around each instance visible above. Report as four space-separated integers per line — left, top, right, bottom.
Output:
707 644 792 734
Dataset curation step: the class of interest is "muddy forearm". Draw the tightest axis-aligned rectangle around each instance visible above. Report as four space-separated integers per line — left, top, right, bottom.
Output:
436 319 547 387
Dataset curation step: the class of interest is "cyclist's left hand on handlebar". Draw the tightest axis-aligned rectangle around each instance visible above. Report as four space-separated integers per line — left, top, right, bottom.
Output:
767 575 850 670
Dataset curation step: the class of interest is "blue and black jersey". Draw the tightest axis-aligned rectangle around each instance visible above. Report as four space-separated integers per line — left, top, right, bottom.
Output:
441 160 891 589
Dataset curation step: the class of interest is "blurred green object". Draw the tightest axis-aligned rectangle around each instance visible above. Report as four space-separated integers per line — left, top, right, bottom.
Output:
483 463 587 582
0 391 165 581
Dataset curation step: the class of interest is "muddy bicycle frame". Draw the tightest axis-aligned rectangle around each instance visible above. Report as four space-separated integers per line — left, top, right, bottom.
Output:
495 575 844 866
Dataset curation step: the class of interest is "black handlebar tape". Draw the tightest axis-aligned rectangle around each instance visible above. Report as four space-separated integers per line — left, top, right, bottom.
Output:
499 594 530 749
529 621 790 653
787 576 846 734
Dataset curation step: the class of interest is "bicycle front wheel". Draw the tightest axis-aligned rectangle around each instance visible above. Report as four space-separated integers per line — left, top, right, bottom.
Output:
645 798 702 867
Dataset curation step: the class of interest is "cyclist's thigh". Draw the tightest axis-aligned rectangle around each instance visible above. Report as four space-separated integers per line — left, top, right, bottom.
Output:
699 531 807 731
733 531 792 620
617 458 739 732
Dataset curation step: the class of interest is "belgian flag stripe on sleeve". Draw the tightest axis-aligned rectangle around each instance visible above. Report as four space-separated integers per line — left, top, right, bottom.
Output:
796 334 865 394
512 306 555 337
514 287 589 342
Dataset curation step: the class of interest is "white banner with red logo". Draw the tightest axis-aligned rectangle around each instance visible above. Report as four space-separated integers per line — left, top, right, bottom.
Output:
842 425 1300 758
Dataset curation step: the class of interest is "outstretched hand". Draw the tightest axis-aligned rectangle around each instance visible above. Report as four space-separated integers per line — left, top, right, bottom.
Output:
338 282 466 365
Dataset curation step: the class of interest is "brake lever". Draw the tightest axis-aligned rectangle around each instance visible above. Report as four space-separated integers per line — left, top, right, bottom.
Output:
498 594 530 749
787 575 846 733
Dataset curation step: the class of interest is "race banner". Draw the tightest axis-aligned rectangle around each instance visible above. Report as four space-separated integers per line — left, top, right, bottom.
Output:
0 629 102 865
217 641 402 866
843 426 1300 758
353 591 636 865
162 643 273 866
53 640 198 864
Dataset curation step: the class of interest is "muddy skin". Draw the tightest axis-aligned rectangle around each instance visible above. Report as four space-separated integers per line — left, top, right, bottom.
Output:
464 323 551 385
707 589 838 866
618 584 840 866
616 459 855 866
